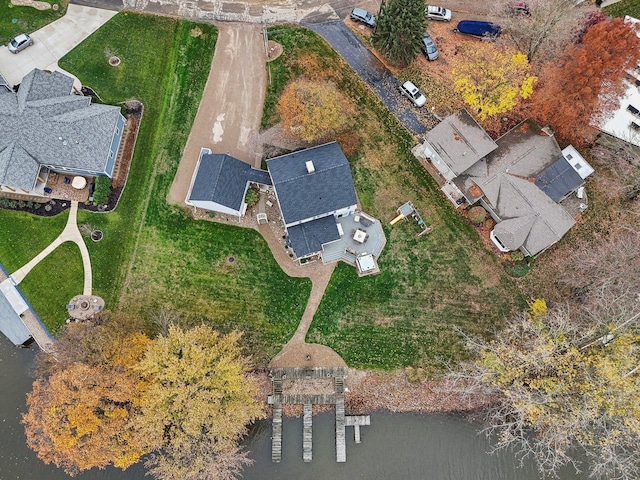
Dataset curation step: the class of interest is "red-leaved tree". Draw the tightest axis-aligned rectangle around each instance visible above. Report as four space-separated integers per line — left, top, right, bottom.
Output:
527 17 640 146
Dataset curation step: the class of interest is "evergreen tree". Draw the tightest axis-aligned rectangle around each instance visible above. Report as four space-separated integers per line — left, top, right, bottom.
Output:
372 0 426 66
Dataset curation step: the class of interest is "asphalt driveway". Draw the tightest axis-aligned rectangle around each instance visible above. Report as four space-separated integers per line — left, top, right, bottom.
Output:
305 21 431 136
0 4 116 88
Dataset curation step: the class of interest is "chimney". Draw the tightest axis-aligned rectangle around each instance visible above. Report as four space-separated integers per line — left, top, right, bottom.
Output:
305 161 315 174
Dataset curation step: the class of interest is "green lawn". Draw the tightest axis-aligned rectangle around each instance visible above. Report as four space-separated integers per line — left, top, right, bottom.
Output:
19 242 83 333
0 0 67 45
59 13 311 363
264 27 523 369
604 0 640 18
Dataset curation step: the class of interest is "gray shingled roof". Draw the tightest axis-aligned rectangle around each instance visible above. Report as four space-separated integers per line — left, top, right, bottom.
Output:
188 153 271 211
451 120 578 256
424 109 497 176
0 69 121 191
287 215 340 258
267 142 357 225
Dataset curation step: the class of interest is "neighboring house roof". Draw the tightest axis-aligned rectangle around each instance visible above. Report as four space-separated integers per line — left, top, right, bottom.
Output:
287 215 340 258
0 69 122 191
0 279 32 346
423 109 497 176
453 120 585 256
488 175 575 255
0 73 11 93
188 153 271 212
267 142 358 225
593 16 640 147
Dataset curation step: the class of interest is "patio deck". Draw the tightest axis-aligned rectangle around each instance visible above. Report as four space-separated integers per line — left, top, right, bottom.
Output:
322 212 386 272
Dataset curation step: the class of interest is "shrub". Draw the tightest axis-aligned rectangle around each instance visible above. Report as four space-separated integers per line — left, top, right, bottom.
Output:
93 177 111 204
468 206 487 224
244 188 259 207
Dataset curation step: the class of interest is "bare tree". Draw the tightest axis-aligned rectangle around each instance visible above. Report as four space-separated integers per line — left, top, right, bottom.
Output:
491 0 597 64
453 305 640 480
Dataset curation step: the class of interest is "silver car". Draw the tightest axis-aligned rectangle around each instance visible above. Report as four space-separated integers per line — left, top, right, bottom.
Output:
8 33 33 54
399 81 426 108
421 33 439 61
350 8 376 27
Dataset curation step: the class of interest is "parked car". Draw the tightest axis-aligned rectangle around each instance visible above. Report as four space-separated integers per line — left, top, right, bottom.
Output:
399 81 426 107
8 33 33 54
421 33 439 61
350 8 376 27
425 5 452 22
453 20 501 39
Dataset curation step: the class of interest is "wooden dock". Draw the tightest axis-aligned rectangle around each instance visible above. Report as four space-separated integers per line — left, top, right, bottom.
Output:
303 404 312 462
269 366 369 464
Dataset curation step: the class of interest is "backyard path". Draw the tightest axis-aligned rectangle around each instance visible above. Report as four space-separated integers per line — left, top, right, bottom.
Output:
168 22 266 206
8 202 92 351
11 201 92 295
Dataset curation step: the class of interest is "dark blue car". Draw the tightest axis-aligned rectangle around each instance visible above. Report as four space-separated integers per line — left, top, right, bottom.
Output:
453 20 501 38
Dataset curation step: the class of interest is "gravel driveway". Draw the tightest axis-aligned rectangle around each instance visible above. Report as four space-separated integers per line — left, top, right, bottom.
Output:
305 21 433 137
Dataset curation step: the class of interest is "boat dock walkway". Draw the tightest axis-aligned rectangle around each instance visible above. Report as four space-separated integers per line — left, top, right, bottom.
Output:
269 366 370 463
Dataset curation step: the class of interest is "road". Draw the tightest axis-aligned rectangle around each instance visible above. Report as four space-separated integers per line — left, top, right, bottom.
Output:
307 21 432 136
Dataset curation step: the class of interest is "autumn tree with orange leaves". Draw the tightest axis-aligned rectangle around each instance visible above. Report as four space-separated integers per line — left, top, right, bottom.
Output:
527 18 640 146
276 78 356 144
22 313 152 475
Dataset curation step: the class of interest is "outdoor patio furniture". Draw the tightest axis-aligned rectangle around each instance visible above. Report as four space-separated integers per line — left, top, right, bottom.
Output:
44 187 52 194
66 304 74 310
64 177 70 184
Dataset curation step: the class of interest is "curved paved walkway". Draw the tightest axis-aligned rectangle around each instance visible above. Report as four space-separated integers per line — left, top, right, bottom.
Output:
11 201 93 295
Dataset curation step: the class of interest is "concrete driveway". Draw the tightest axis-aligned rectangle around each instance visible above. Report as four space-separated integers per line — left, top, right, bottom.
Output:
0 4 116 88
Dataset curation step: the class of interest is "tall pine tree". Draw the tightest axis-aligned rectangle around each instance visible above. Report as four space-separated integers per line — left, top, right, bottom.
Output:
372 0 426 66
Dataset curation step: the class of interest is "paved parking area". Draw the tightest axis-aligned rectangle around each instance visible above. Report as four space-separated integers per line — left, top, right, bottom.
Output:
0 4 116 88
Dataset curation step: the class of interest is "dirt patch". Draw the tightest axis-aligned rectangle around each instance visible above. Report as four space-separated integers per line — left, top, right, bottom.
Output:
266 40 283 62
190 26 203 37
11 0 51 10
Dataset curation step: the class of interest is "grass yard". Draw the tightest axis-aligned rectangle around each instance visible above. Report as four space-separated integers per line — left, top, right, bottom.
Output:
59 14 310 363
19 242 83 333
0 0 67 45
265 27 523 369
604 0 640 18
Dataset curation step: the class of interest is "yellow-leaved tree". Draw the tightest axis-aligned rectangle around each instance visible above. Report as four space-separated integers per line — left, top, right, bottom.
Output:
276 78 356 144
456 301 640 480
453 43 536 120
134 324 264 480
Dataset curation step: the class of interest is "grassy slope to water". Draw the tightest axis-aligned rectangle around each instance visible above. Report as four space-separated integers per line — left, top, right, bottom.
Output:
60 14 310 363
264 27 523 369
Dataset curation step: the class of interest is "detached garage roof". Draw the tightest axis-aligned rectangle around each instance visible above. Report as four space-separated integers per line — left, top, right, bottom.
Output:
188 152 272 211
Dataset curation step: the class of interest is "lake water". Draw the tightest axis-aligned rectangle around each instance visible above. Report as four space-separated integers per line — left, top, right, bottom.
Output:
0 336 586 480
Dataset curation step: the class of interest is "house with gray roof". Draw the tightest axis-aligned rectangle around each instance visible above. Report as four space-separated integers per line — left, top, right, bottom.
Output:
266 142 359 260
186 142 385 274
413 112 594 256
186 148 272 217
0 69 125 197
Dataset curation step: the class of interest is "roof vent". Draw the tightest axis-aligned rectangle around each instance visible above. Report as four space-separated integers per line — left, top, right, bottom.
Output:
305 161 315 174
